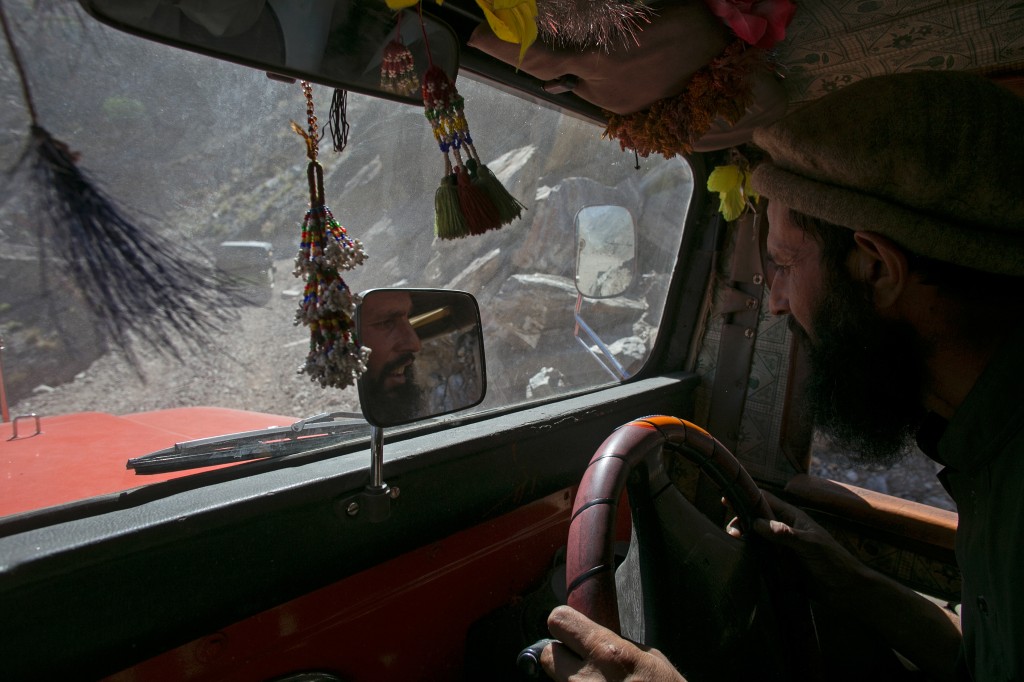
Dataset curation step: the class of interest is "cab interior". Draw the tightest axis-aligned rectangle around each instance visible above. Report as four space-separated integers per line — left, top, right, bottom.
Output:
0 0 1019 680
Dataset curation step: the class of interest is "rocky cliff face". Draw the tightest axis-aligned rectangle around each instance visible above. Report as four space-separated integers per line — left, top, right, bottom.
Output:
0 5 694 410
0 0 697 411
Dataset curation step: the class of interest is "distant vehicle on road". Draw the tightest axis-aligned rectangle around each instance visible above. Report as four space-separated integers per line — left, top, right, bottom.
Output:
214 240 275 306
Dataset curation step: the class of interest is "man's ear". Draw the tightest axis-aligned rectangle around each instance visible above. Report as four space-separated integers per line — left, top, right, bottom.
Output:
850 231 909 309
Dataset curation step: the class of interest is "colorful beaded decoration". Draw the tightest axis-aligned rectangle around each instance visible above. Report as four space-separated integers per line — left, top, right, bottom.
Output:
421 65 524 239
380 39 418 98
292 81 370 389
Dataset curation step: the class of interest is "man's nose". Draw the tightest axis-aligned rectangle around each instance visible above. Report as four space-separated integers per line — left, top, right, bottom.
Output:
768 280 789 316
397 322 421 353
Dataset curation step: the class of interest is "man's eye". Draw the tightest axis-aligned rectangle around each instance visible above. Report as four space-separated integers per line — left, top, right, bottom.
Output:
764 261 783 288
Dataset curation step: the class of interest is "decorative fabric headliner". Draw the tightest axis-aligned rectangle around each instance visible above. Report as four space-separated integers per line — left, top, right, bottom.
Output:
774 0 1024 105
469 0 1024 153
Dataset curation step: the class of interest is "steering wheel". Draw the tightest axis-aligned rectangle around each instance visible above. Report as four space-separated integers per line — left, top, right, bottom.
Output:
565 416 818 681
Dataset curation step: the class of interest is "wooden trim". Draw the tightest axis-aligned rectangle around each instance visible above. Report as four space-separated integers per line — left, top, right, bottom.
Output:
783 474 957 551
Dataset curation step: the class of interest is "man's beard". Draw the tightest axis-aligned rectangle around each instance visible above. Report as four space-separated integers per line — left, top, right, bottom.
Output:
363 357 424 425
794 268 930 466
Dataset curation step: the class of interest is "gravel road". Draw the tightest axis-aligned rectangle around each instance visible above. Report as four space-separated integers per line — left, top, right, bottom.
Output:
10 260 362 421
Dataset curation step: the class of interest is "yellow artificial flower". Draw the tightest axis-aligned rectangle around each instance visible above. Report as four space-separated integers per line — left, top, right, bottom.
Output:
475 0 537 65
381 0 534 65
707 164 758 222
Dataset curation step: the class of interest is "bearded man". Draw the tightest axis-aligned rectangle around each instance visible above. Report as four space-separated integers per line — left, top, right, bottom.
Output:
358 289 424 425
540 71 1024 681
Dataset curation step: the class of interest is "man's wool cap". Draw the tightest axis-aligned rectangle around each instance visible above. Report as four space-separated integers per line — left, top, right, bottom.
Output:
751 71 1024 276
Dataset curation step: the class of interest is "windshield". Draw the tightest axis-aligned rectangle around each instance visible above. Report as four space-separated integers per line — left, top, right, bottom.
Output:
0 2 691 519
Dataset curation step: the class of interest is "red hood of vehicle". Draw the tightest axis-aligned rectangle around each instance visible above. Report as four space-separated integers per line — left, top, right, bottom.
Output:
0 407 295 518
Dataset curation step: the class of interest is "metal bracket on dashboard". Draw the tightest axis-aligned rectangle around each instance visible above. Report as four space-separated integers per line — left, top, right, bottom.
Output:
573 294 630 381
336 425 401 523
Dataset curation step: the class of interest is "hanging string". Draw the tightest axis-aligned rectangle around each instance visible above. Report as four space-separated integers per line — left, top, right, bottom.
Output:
300 81 319 162
328 89 350 152
418 2 434 69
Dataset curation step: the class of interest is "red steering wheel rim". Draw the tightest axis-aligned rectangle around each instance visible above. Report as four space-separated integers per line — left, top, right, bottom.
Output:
564 415 774 632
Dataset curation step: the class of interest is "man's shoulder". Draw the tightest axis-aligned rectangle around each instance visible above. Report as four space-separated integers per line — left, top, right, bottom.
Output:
939 321 1024 471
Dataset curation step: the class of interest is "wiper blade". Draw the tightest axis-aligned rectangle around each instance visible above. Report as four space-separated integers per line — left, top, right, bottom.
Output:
127 412 369 475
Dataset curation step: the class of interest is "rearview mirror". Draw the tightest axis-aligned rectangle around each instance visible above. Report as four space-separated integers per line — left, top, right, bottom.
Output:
81 0 460 105
357 289 485 427
574 205 636 299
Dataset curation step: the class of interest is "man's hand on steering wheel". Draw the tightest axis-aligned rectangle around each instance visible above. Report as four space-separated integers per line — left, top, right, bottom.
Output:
745 492 963 681
540 605 687 682
747 491 865 609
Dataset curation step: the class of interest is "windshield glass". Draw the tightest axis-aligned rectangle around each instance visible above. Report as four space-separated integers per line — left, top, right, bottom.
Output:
0 2 691 518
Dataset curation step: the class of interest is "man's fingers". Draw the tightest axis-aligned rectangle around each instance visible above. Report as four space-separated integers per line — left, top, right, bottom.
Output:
545 606 636 679
753 517 798 543
540 637 586 681
542 606 688 681
547 604 610 654
542 607 609 681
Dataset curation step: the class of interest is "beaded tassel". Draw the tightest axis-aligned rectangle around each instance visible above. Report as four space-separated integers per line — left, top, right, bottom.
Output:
422 65 524 239
292 81 370 389
381 39 419 98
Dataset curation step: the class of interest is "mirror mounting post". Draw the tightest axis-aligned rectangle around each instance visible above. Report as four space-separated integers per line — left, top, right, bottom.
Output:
370 425 385 489
572 205 637 380
338 426 400 523
573 294 630 381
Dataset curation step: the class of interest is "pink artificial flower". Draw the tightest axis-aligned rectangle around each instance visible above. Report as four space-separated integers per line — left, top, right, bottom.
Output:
702 0 797 49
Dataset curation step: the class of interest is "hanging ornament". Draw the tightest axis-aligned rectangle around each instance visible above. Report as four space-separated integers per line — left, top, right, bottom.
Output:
604 40 763 158
421 65 525 239
380 33 419 98
327 88 351 153
0 0 238 368
292 81 370 389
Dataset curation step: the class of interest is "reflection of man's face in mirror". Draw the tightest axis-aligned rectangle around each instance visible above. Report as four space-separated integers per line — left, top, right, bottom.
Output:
360 291 423 422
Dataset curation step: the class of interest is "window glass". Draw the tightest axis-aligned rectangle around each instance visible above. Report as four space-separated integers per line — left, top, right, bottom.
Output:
0 5 692 516
811 438 956 511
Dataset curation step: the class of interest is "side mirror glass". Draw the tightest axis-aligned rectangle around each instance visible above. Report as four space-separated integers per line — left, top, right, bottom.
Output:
81 0 460 105
574 205 636 299
357 289 485 427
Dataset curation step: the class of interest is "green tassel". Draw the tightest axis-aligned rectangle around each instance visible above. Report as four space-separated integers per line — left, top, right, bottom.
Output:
467 158 525 226
434 174 469 239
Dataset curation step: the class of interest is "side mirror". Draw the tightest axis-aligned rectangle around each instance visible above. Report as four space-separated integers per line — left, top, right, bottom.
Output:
80 0 460 105
357 289 485 427
574 205 636 299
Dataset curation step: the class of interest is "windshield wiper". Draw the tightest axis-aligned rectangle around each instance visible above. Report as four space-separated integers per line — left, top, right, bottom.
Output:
127 412 371 475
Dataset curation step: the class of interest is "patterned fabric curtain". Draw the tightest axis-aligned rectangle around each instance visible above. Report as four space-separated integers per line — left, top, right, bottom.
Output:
775 1 1024 104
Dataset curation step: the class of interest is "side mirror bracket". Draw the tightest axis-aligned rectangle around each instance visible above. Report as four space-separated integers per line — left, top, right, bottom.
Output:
337 426 400 523
572 205 637 380
573 295 630 380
